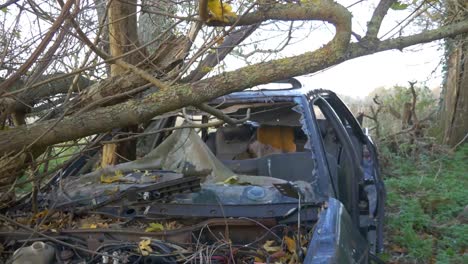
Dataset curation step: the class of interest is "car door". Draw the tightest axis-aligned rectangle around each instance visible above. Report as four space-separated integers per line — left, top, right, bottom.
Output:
310 97 362 227
322 93 386 254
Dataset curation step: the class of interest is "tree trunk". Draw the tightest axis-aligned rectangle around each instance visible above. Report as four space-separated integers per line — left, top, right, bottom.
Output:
442 40 468 146
138 0 176 53
441 0 468 147
102 0 142 165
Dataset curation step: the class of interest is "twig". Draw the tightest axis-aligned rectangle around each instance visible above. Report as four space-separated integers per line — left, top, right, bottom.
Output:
196 103 250 125
408 81 419 124
0 0 20 9
101 121 225 144
0 0 75 93
451 133 468 152
432 160 442 181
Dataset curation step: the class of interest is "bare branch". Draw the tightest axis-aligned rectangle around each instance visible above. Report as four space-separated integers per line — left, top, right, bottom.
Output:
0 0 19 9
1 2 468 155
196 103 250 125
183 24 260 82
0 0 76 93
365 0 397 39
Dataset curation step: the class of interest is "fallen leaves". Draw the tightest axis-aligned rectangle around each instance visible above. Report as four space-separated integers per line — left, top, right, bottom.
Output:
100 170 127 183
145 222 164 232
138 239 153 256
220 175 251 185
77 214 110 229
81 222 109 229
223 175 240 185
145 221 181 232
262 240 281 254
283 236 296 253
253 233 310 264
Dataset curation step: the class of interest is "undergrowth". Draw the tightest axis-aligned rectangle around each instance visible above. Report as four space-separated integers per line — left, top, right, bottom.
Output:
382 144 467 263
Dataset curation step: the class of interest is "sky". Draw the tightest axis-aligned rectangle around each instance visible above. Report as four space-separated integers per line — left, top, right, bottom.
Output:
300 0 445 97
298 42 444 98
223 0 445 98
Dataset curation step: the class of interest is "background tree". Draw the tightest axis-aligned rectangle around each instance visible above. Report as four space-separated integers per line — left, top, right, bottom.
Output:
440 0 467 147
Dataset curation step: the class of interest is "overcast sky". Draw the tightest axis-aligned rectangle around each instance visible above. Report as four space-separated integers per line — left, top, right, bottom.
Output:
300 1 444 98
298 41 443 98
224 0 444 98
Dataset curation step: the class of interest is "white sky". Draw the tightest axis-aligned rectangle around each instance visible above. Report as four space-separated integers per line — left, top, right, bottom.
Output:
298 42 444 98
224 0 445 98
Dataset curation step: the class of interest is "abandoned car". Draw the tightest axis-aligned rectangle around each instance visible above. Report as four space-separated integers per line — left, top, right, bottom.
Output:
1 79 386 263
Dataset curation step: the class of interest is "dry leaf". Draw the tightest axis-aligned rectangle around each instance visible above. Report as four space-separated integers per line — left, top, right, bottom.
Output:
284 236 296 253
254 256 264 262
100 170 127 183
223 176 239 184
164 221 180 230
139 239 153 256
81 222 108 229
262 240 281 253
145 222 164 232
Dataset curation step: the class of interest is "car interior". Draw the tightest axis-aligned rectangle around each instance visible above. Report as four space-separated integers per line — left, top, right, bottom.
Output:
198 102 321 182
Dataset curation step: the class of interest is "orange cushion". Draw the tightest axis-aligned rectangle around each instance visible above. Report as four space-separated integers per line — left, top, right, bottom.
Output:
257 126 296 153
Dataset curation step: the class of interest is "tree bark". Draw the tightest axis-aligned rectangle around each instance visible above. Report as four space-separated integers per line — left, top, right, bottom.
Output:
138 0 176 53
103 0 142 165
440 0 468 147
442 39 468 146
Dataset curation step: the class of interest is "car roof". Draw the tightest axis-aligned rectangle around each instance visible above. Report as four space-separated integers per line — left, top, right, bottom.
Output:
209 77 335 103
212 84 335 103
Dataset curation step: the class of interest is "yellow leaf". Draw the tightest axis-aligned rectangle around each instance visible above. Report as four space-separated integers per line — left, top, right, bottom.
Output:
284 236 296 253
222 176 239 184
254 256 264 262
139 239 153 256
145 222 164 232
100 173 123 183
80 223 96 229
263 240 281 253
81 222 108 229
207 0 237 23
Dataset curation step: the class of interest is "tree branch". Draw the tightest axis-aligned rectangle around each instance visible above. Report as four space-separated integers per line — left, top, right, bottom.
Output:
365 0 397 39
195 103 250 125
183 24 260 82
1 3 468 155
0 0 75 93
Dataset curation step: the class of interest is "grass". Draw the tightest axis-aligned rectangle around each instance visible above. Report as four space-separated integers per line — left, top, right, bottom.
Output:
383 144 468 263
15 144 82 196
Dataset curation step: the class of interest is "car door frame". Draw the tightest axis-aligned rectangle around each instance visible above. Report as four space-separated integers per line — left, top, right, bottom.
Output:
321 92 386 253
309 96 362 228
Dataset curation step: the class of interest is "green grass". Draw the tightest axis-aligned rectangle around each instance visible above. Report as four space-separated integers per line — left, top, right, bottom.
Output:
15 144 82 196
384 144 468 263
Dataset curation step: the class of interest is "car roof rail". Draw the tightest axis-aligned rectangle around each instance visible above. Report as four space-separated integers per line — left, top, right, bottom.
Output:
273 77 302 89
